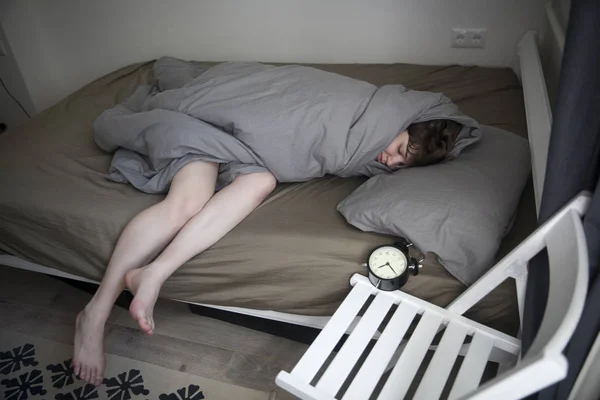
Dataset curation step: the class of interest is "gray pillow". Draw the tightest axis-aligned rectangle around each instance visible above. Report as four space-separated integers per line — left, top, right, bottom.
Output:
337 125 531 285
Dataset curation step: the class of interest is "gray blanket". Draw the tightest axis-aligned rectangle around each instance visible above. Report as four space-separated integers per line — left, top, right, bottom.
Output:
94 57 481 193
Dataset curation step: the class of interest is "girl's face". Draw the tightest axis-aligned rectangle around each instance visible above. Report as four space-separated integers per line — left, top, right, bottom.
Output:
376 130 410 170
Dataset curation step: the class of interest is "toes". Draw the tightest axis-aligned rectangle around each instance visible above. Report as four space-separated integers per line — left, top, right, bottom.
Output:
73 362 81 377
79 365 87 381
88 368 95 384
96 374 103 387
129 296 157 335
144 318 154 335
137 316 153 335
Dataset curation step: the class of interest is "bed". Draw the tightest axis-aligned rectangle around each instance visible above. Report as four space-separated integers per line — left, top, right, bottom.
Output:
0 59 538 336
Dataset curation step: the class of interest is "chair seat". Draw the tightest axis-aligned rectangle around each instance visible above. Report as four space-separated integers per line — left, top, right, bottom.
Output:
276 274 521 400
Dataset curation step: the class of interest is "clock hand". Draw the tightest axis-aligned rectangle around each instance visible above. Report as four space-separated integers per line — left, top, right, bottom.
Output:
377 263 389 269
388 264 398 275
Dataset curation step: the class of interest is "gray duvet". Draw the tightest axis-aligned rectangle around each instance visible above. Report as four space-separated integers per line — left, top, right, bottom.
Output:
94 57 481 192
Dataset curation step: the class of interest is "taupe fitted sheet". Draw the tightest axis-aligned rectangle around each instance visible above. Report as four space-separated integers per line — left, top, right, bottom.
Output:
0 61 536 335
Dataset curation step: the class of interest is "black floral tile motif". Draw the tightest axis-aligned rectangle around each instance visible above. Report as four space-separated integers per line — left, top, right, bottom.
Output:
103 369 149 399
1 369 47 399
46 358 76 389
159 384 205 400
55 383 99 400
0 343 39 375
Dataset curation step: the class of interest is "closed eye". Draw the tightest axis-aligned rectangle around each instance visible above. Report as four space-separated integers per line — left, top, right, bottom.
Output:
398 145 407 163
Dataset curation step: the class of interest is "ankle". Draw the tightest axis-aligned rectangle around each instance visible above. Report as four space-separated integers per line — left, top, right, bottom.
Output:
81 301 110 325
141 263 168 286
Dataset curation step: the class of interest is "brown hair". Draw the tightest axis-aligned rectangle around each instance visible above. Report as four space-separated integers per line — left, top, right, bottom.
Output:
406 119 462 167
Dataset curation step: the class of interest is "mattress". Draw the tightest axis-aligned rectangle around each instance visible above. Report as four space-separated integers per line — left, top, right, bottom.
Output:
0 61 536 335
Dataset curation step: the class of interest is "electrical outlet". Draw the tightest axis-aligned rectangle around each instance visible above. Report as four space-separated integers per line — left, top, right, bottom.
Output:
0 38 7 56
451 28 487 48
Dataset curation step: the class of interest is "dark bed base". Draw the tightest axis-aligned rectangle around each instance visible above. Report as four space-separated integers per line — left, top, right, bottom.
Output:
187 304 321 345
49 275 134 310
49 274 322 345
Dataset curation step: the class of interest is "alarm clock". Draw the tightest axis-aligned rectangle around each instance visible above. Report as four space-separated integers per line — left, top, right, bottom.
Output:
363 238 422 291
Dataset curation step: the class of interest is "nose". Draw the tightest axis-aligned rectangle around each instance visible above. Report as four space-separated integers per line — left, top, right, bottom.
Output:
387 154 403 168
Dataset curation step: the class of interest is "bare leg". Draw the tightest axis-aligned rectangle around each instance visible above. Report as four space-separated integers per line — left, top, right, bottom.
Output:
124 171 276 334
73 161 219 386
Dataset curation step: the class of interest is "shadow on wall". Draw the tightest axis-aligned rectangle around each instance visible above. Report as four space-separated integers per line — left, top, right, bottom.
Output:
540 0 571 112
0 20 35 132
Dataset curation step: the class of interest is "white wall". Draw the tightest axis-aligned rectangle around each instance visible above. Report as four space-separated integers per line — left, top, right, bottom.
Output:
552 0 571 29
1 0 546 113
540 0 571 110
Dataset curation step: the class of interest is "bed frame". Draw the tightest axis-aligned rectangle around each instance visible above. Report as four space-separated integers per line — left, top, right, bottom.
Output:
0 23 560 340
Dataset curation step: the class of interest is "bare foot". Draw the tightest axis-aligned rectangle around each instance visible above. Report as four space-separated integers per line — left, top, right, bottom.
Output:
73 309 106 387
124 266 160 335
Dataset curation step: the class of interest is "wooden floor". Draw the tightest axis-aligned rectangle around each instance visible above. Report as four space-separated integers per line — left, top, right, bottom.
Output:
0 265 304 399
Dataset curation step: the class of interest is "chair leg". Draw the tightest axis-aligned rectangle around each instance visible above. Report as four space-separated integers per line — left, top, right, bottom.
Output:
515 273 528 339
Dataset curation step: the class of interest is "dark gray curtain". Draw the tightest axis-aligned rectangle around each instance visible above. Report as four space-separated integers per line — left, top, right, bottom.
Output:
521 0 600 398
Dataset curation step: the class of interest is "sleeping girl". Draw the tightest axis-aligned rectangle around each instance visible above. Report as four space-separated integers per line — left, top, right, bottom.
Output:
72 58 478 386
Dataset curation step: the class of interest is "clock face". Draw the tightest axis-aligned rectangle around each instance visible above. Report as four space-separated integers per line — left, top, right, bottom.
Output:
368 246 408 279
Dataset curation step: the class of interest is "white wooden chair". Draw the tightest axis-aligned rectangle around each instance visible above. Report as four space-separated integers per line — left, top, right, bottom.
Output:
276 192 590 399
